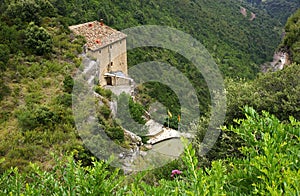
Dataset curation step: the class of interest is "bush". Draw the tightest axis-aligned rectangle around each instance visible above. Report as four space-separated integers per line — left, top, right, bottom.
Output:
226 63 300 123
225 106 300 194
116 93 148 136
0 155 124 195
24 22 53 55
94 86 112 100
282 9 300 64
99 105 111 119
16 105 59 131
105 126 124 143
56 93 72 107
63 75 74 94
129 97 146 125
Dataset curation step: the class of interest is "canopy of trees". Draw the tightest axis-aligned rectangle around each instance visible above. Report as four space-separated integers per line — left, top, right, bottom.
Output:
245 0 300 24
282 9 300 64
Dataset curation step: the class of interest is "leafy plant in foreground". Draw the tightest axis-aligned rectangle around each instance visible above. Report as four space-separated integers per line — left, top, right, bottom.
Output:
226 106 300 195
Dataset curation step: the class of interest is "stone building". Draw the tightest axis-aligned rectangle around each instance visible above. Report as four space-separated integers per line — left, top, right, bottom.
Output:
69 20 131 86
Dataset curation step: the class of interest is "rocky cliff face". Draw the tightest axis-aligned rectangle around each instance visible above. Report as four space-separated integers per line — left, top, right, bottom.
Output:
261 51 291 72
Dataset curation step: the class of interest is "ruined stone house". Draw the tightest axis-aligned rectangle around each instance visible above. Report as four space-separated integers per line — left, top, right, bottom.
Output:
69 20 131 86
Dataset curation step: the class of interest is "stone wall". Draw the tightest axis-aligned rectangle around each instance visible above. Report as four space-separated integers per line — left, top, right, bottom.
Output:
87 38 127 86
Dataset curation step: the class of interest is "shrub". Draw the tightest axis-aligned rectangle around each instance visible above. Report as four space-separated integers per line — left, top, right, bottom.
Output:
94 86 112 100
99 105 111 119
129 97 146 125
225 106 300 194
56 93 72 107
105 126 124 143
16 105 59 131
226 63 300 123
63 75 74 94
0 155 124 195
116 93 148 136
282 9 300 64
24 22 53 56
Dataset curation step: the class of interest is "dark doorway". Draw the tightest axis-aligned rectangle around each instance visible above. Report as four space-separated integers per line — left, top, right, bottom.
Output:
106 77 112 85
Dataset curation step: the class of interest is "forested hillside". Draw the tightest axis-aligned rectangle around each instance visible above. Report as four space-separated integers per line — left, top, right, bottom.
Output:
0 0 282 78
52 0 282 79
281 9 300 64
0 0 283 120
0 0 299 195
245 0 300 24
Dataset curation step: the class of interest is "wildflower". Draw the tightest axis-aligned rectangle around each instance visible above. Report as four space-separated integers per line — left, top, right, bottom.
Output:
171 169 182 178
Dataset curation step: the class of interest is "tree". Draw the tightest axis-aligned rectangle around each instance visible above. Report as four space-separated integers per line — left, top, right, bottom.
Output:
282 9 300 64
0 22 20 54
24 22 53 55
5 0 55 25
6 0 41 24
225 63 300 123
134 10 145 24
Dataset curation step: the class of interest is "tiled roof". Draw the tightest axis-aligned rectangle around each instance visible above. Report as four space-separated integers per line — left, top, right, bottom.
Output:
69 21 126 51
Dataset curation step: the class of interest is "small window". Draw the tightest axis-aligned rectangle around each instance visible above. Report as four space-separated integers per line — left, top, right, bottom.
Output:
119 40 122 44
98 50 101 54
110 45 112 49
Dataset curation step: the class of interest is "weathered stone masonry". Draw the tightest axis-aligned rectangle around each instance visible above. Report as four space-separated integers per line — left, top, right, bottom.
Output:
69 21 129 86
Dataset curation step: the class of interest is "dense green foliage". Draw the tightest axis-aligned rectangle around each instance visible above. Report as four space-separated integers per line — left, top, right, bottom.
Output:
130 49 210 129
49 0 281 79
4 0 56 25
94 86 112 100
0 44 10 71
24 22 53 55
281 9 300 64
245 0 300 24
116 93 148 136
226 62 300 124
226 107 300 194
42 0 285 130
1 108 299 195
0 1 85 172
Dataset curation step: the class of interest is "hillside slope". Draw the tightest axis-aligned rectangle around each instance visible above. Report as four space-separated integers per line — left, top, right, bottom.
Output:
54 0 282 79
281 9 300 64
244 0 300 24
